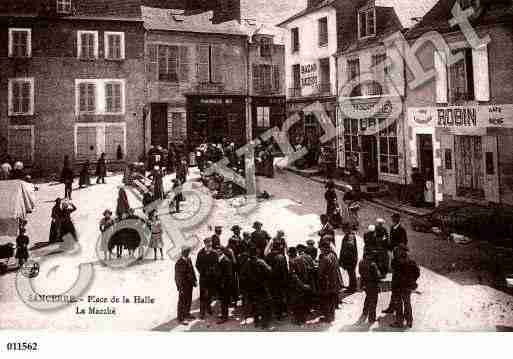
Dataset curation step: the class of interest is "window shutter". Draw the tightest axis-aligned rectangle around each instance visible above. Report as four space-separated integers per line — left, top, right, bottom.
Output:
253 64 260 92
179 46 190 82
197 44 210 83
88 83 95 111
158 46 168 80
434 50 447 103
105 83 113 112
472 45 489 101
147 44 158 80
212 44 224 83
168 45 179 82
273 65 280 92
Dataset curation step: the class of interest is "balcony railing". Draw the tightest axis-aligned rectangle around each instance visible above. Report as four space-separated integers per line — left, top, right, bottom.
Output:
288 87 302 97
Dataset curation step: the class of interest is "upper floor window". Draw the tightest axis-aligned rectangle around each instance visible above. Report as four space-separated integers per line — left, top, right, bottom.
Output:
77 31 98 59
197 43 223 83
347 58 361 97
260 38 272 58
155 45 190 82
8 78 34 116
76 79 125 115
291 27 299 53
56 0 72 14
78 82 96 113
318 17 328 47
8 28 31 58
358 7 376 39
104 32 125 60
448 48 474 102
105 82 123 114
370 53 388 95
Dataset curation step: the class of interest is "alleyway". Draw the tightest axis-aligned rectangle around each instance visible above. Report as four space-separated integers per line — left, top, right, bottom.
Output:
1 168 513 331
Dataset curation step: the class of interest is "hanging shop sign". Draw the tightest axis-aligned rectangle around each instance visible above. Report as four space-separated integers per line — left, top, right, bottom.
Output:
301 63 318 88
409 105 513 129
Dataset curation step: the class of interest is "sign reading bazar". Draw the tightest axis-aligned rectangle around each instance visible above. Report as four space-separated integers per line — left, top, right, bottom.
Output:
409 105 513 129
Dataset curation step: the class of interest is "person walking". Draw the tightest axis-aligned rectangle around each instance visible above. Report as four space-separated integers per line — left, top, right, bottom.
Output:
324 180 342 228
357 251 382 324
95 153 107 184
60 199 77 241
49 198 63 243
148 210 164 260
318 240 342 323
391 244 420 329
175 246 197 325
375 218 389 276
339 225 358 293
287 246 311 325
116 187 131 219
15 227 30 268
195 237 219 319
390 213 408 250
364 224 378 255
250 221 271 258
60 156 74 200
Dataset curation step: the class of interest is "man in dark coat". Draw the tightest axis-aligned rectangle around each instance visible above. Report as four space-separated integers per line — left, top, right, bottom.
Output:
391 244 420 329
217 246 234 324
195 237 219 319
363 224 378 255
339 226 358 293
375 218 389 276
175 246 197 324
383 245 402 315
239 245 273 329
60 156 74 200
250 221 271 258
95 153 107 184
318 214 335 243
389 213 408 250
318 240 342 323
211 225 223 250
358 251 381 324
305 239 318 261
228 225 243 304
265 241 289 321
297 244 317 311
288 247 311 325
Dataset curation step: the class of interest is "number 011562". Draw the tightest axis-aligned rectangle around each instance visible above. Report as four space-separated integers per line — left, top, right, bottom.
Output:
6 342 38 351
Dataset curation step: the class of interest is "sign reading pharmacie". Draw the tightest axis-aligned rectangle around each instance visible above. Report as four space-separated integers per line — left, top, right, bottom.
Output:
409 104 513 128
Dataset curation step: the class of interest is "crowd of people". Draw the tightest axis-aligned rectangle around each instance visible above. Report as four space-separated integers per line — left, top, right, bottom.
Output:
174 209 420 330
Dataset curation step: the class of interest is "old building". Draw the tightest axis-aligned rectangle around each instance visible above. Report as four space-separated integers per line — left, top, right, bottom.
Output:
335 0 436 187
0 0 146 173
143 6 249 149
405 0 513 205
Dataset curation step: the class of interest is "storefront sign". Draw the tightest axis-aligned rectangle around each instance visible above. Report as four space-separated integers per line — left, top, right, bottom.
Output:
199 98 233 104
409 105 513 129
301 63 317 88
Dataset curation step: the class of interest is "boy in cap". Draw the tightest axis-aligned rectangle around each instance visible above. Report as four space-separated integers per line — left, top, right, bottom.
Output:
175 246 197 324
305 239 318 261
216 246 234 324
358 251 382 324
211 225 223 250
250 221 271 258
319 240 342 323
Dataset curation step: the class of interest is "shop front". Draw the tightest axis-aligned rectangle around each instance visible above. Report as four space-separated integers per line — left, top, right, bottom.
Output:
337 96 406 184
251 96 286 139
408 104 513 206
186 95 246 149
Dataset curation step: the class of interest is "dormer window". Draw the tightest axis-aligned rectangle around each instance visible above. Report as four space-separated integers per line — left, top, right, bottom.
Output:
358 7 376 39
56 0 72 14
260 37 272 58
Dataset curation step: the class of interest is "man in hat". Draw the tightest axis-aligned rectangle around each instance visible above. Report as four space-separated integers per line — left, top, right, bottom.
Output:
175 246 197 324
211 226 223 250
265 230 287 256
195 237 219 319
239 245 273 329
339 225 358 293
375 218 389 276
357 250 381 324
288 247 311 325
382 243 404 316
389 213 408 251
318 240 342 323
318 214 335 242
297 244 317 312
364 224 378 255
216 246 234 324
265 241 289 321
228 225 243 302
250 221 271 258
391 244 419 329
305 239 318 261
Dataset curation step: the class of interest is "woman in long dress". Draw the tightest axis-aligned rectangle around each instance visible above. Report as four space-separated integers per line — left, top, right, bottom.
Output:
99 209 115 261
116 187 131 219
49 198 63 243
148 210 164 260
60 200 77 241
324 180 342 228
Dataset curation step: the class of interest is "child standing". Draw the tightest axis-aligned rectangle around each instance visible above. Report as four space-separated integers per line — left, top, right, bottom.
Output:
99 209 115 261
357 251 382 324
15 227 30 267
148 210 164 260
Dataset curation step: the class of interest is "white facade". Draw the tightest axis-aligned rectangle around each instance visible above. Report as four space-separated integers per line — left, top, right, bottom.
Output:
282 6 337 98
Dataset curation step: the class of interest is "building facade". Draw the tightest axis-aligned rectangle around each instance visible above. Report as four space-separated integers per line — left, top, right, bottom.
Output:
405 0 513 206
0 0 146 173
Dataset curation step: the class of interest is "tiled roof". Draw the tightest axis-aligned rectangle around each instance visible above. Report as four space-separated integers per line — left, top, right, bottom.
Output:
406 0 513 38
141 6 247 35
277 0 336 27
374 0 438 29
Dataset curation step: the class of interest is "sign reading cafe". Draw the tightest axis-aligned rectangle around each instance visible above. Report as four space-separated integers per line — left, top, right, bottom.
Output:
410 105 513 129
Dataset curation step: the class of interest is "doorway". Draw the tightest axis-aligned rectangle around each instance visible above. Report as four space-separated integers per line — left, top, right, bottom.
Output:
455 135 484 198
150 103 168 147
361 135 378 182
417 134 434 180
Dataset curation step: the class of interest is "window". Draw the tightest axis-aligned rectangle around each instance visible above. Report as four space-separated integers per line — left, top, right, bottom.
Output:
75 124 126 161
379 121 399 174
445 149 453 170
75 79 125 115
291 27 299 52
253 64 273 93
56 0 72 14
369 53 388 95
169 111 187 142
8 28 31 58
273 65 281 92
104 32 125 60
78 82 96 113
197 44 222 83
77 31 98 59
343 118 360 165
260 37 272 58
105 82 122 113
448 48 474 102
156 45 190 82
8 78 34 116
257 106 270 128
347 58 361 97
8 126 34 165
358 7 376 39
318 17 328 46
319 58 330 94
290 64 301 97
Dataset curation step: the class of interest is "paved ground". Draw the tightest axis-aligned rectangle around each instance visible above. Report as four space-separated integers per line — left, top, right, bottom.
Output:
1 168 513 331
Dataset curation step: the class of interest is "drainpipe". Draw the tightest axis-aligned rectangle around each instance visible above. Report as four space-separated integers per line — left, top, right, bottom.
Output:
402 53 408 187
